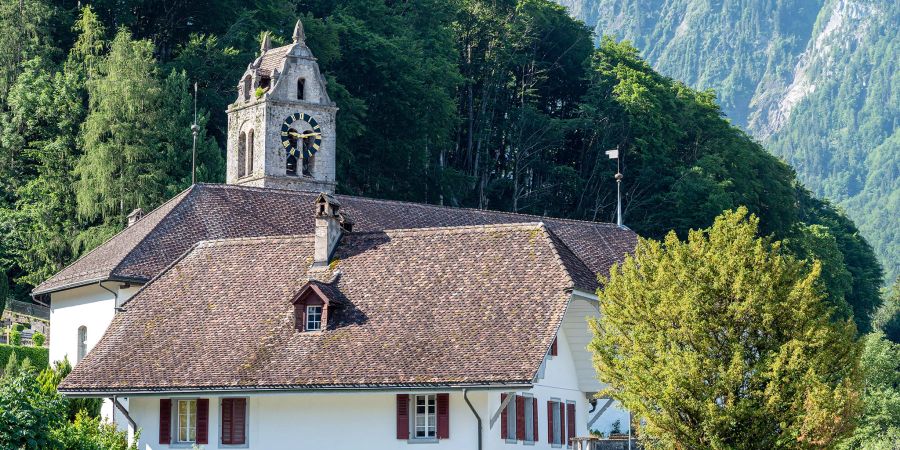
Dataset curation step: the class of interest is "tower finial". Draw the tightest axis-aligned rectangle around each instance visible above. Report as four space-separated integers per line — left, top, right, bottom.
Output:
261 32 272 52
293 19 306 45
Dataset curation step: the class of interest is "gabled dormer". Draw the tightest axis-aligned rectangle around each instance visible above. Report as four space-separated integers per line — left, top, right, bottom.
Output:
291 281 341 332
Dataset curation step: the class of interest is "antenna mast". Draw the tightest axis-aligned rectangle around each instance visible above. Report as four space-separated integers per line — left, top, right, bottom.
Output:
191 82 199 185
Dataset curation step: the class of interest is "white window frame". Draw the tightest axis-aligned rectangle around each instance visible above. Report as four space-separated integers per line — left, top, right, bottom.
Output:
551 398 563 448
524 393 535 444
410 394 437 441
305 305 322 331
174 399 198 445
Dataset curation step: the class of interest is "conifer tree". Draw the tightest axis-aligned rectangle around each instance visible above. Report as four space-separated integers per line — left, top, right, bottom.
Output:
590 208 862 449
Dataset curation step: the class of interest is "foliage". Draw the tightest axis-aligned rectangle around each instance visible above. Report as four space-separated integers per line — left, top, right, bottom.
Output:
0 362 65 449
51 410 137 450
31 331 45 347
37 357 102 421
874 280 900 343
0 344 49 371
837 332 900 449
8 329 20 345
590 208 862 449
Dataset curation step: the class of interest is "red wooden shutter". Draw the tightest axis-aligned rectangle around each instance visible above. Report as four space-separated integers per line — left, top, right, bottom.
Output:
532 397 539 442
566 402 576 446
159 399 171 444
547 400 554 444
515 395 525 441
500 393 508 439
550 337 558 356
559 402 566 445
196 398 209 444
436 393 450 439
233 398 246 445
396 394 409 439
222 399 233 444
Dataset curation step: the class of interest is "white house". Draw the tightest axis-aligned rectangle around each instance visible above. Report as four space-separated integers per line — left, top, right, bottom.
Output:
35 20 636 450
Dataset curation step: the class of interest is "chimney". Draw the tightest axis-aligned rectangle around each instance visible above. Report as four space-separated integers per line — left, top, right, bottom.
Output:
313 193 343 268
126 208 144 227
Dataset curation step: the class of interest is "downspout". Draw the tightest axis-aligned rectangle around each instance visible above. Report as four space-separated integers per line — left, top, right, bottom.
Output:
463 388 482 450
112 396 138 441
98 281 117 309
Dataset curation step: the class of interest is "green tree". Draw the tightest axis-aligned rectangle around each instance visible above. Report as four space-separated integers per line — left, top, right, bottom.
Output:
874 279 900 344
51 410 137 450
837 332 900 449
590 208 862 449
37 356 102 421
0 363 65 449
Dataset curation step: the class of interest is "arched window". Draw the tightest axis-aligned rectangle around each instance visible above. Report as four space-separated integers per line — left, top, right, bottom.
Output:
297 78 305 100
238 131 247 178
242 76 251 101
77 326 87 362
286 154 298 176
301 131 315 176
247 130 254 174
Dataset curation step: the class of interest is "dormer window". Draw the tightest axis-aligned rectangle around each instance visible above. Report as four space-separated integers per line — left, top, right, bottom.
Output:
292 281 340 332
305 305 322 331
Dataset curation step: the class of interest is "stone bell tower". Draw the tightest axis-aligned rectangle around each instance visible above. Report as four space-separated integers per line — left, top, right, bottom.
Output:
226 20 338 192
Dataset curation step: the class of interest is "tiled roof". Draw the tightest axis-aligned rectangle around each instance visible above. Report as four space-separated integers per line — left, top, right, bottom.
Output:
35 184 637 295
256 45 291 76
60 224 579 392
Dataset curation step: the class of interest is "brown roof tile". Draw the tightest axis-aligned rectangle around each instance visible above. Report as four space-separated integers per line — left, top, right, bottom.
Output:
35 184 636 294
60 223 577 392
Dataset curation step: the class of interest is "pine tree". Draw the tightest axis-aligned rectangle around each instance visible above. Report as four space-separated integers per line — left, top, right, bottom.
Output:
590 208 862 449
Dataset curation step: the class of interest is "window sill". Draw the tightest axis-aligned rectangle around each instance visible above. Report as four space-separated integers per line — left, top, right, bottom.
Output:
220 443 249 449
167 443 197 449
407 438 439 444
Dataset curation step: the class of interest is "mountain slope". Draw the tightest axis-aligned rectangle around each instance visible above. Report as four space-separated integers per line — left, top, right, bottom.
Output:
559 0 898 280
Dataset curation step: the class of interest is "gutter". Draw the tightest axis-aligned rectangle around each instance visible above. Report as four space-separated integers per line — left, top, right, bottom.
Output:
61 382 534 398
463 389 482 450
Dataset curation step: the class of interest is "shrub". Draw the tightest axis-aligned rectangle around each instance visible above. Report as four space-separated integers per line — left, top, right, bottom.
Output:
38 357 102 420
12 323 24 332
0 344 49 372
9 330 21 346
32 332 45 347
255 86 265 98
51 410 138 450
0 364 66 449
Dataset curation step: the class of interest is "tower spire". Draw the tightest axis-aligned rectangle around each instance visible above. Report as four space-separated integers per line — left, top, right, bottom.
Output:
260 32 272 52
293 19 306 45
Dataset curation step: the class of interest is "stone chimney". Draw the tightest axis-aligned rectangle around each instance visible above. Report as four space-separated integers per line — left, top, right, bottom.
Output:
126 208 145 227
313 193 343 268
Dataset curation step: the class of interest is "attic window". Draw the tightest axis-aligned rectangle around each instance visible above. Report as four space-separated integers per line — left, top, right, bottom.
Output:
297 78 305 100
305 305 322 331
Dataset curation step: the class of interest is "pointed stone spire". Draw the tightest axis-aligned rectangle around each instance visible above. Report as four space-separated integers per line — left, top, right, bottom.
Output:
293 19 306 45
260 32 272 52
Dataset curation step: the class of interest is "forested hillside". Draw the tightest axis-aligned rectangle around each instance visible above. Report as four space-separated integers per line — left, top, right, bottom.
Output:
0 0 883 332
557 0 899 281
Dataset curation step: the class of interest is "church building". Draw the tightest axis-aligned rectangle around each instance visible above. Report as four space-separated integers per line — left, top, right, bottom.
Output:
35 20 636 450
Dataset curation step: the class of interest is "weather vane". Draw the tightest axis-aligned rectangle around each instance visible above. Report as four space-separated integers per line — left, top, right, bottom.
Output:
606 146 624 227
191 82 199 185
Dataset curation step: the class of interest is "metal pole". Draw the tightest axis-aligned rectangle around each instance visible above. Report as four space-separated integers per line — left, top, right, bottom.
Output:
615 149 623 227
191 82 199 185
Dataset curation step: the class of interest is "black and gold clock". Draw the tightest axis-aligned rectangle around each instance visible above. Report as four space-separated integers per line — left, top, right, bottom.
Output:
280 113 322 158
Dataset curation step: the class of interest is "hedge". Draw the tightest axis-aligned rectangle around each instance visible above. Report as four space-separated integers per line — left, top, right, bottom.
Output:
0 344 49 372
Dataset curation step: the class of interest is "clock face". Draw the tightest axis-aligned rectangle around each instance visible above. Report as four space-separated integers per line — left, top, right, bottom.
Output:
280 113 322 158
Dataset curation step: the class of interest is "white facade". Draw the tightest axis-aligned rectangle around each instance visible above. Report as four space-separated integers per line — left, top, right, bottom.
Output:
98 293 631 449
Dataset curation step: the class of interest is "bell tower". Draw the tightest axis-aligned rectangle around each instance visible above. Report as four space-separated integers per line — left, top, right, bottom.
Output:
226 20 338 193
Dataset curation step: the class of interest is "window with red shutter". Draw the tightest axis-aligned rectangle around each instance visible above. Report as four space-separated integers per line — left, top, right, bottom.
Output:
532 397 539 442
196 398 209 445
516 395 525 441
548 400 555 444
566 401 576 447
396 394 409 439
436 393 450 439
550 337 558 356
159 399 172 444
221 398 247 445
559 402 566 446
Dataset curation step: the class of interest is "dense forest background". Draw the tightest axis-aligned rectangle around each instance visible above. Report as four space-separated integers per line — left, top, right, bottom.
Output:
557 0 899 282
0 0 889 334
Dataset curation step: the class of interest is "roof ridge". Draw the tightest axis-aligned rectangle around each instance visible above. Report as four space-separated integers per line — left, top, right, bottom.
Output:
196 183 623 229
195 234 314 248
33 185 197 294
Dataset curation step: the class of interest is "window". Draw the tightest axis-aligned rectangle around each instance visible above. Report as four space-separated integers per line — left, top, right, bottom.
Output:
246 130 254 174
305 305 322 331
413 394 436 439
176 399 197 444
524 394 535 443
505 395 517 442
76 326 87 362
238 132 247 178
297 78 305 100
549 399 563 447
286 153 298 176
242 76 251 101
220 398 247 446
